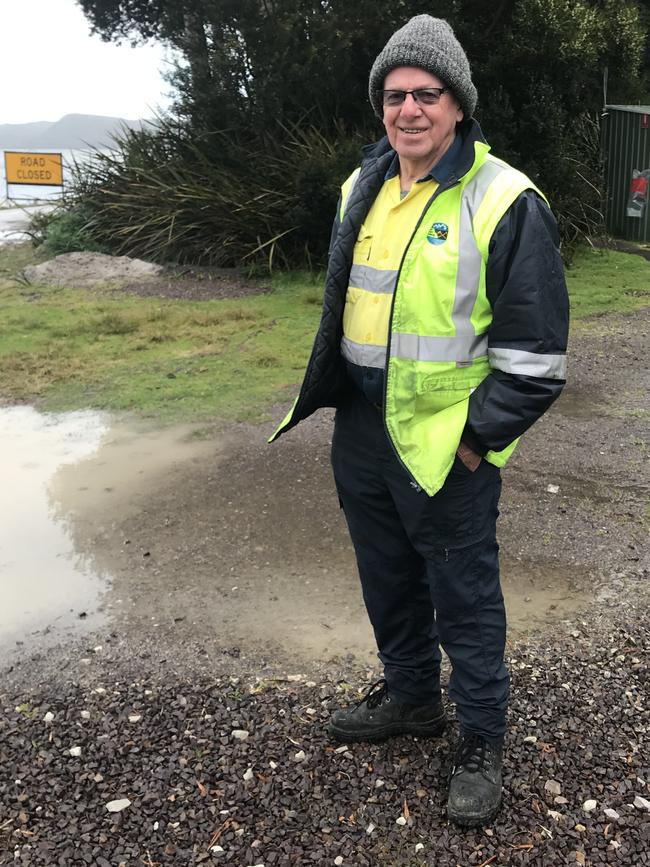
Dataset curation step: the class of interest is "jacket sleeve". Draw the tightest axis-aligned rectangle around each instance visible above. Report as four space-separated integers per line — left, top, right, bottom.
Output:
462 190 569 456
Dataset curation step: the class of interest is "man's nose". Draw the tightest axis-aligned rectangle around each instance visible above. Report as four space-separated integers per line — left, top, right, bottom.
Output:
400 93 422 115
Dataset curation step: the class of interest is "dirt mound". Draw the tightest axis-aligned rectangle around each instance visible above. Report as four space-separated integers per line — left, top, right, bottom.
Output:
21 251 271 299
23 251 163 287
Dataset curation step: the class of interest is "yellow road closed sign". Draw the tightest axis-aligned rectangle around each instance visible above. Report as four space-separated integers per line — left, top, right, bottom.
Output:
4 151 63 186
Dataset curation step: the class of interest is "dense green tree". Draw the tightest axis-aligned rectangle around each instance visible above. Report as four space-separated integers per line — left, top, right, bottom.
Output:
72 0 648 263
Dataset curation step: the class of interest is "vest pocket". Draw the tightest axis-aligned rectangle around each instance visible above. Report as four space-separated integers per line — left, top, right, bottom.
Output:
415 373 484 414
353 232 373 262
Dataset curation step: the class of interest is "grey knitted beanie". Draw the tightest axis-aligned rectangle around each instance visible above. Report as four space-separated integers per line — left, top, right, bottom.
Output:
368 15 477 119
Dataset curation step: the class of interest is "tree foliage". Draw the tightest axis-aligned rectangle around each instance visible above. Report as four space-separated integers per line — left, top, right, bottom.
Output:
72 0 649 265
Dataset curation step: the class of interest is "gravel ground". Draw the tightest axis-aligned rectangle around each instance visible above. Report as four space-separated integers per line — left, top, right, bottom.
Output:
1 304 649 865
1 597 649 866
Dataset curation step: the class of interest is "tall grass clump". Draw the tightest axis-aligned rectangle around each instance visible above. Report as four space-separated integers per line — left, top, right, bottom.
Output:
40 117 363 271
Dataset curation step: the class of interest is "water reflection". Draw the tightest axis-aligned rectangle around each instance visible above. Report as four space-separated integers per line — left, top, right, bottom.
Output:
0 405 109 653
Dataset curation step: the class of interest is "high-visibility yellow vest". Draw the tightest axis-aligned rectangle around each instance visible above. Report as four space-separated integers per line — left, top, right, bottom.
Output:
272 140 542 497
339 141 541 496
342 173 440 364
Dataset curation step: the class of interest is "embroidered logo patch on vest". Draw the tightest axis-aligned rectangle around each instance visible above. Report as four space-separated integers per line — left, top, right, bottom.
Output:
427 222 448 245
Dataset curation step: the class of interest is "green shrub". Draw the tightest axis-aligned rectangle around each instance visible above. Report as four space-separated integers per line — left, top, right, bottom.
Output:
29 205 107 256
53 118 363 272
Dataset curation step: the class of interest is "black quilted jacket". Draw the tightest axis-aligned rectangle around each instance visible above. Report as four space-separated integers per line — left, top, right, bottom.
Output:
271 120 569 457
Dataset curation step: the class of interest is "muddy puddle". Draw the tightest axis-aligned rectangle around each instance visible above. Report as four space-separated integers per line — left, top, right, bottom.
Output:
1 405 592 666
0 407 110 654
0 406 216 660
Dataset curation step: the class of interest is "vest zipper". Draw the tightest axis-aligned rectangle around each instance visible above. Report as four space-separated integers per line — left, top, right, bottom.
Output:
381 176 461 489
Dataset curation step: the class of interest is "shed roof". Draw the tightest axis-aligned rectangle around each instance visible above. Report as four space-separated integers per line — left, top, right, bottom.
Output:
605 104 650 114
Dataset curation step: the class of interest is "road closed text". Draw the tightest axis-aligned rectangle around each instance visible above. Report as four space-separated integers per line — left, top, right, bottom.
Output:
4 152 64 186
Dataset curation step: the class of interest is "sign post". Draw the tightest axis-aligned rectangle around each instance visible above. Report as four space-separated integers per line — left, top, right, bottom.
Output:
4 151 64 200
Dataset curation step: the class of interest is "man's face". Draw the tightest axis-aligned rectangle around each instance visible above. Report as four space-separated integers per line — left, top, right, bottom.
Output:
382 67 463 169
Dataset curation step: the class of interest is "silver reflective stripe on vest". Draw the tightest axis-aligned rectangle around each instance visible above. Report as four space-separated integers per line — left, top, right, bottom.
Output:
388 160 512 367
452 161 506 337
349 264 398 294
341 336 387 368
391 332 488 362
489 347 567 379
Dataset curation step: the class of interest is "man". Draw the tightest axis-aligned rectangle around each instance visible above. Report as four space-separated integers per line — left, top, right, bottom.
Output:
270 15 568 827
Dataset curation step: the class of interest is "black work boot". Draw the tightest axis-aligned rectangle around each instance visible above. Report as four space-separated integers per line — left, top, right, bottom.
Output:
447 733 503 827
327 679 446 743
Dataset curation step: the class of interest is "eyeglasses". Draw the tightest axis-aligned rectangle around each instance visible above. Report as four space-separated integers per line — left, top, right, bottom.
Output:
379 87 449 107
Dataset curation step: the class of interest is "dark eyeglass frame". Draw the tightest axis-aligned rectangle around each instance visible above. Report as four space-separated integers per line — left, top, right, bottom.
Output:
379 87 449 107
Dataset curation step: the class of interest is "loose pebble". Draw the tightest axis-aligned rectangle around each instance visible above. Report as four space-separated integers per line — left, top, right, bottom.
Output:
232 729 250 740
105 799 131 813
68 746 82 757
43 711 54 723
3 593 649 866
128 714 142 723
293 750 306 762
334 858 343 866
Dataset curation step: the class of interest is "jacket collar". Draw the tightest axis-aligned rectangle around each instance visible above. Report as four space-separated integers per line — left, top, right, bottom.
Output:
360 118 488 185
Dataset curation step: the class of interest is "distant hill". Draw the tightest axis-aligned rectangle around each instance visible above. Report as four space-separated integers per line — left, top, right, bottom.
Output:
0 114 146 150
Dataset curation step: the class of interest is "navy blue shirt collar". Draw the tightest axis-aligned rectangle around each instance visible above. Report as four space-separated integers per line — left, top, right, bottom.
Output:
384 133 462 184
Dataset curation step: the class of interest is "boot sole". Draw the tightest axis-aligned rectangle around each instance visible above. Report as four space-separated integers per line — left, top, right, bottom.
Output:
327 715 447 743
446 796 502 829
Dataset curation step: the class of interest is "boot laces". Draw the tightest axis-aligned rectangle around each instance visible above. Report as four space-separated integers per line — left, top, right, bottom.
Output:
354 678 389 710
455 734 494 775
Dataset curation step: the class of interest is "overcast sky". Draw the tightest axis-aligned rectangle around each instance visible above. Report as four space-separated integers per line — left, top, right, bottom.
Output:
1 0 171 125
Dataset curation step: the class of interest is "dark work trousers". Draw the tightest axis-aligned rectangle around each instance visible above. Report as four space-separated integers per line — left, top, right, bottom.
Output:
331 393 509 740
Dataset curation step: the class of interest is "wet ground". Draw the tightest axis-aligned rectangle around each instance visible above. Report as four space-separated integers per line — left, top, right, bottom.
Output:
0 307 648 866
1 309 648 676
0 204 56 244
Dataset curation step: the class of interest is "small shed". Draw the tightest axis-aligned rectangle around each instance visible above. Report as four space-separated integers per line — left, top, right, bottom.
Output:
602 105 650 242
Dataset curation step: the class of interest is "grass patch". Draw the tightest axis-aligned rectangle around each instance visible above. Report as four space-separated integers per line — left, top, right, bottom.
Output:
566 247 650 318
0 245 322 422
0 243 647 422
